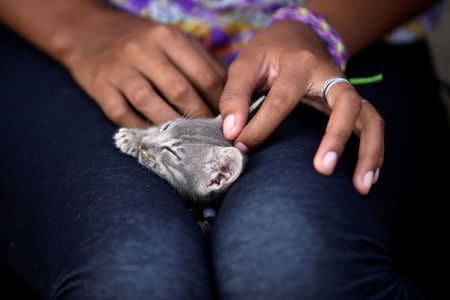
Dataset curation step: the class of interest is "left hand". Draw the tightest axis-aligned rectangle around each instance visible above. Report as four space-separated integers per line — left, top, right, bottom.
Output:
219 19 384 195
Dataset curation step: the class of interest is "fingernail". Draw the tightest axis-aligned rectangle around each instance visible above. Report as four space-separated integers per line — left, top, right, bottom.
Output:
322 151 338 173
223 114 235 136
363 171 374 191
234 141 249 154
373 168 380 184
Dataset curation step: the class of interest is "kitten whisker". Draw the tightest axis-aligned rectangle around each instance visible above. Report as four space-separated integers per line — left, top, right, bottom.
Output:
187 111 201 120
183 102 199 120
181 106 192 120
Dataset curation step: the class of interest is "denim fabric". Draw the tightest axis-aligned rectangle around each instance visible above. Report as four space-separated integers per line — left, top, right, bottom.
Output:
0 24 448 300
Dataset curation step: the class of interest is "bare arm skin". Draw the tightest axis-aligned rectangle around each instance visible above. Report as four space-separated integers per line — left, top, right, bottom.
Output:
0 0 226 128
303 0 437 56
220 0 437 194
0 1 106 63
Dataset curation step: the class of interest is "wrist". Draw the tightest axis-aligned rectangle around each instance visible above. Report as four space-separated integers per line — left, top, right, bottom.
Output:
301 0 355 56
50 2 119 67
270 6 348 70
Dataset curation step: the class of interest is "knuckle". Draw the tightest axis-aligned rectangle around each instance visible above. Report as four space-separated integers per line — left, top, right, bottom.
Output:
329 129 349 146
376 115 385 129
349 94 363 108
362 150 380 162
366 110 385 130
203 74 223 91
153 24 177 39
222 88 242 101
130 85 151 106
123 40 141 55
108 106 128 124
169 83 190 103
91 64 120 88
296 49 318 64
268 93 289 113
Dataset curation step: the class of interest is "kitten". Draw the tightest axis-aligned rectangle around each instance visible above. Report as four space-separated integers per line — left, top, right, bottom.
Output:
113 95 265 209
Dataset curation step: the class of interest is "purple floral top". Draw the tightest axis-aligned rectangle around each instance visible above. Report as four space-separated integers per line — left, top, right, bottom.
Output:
106 0 443 64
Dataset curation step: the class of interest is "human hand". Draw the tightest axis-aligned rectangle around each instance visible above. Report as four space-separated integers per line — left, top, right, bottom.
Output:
61 8 226 128
219 19 384 195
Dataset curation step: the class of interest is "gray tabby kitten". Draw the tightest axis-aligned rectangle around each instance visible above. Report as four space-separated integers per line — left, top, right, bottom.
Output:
113 95 265 207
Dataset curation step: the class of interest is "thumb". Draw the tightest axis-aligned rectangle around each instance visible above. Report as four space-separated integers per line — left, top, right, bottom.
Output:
219 60 259 140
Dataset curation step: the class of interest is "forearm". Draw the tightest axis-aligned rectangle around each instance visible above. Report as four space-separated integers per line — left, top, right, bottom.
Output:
303 0 437 56
0 0 116 64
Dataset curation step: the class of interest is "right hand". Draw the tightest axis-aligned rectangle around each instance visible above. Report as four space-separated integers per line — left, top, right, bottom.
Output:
61 8 226 128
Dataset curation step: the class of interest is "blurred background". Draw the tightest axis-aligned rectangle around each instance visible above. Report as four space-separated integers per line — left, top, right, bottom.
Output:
428 1 450 120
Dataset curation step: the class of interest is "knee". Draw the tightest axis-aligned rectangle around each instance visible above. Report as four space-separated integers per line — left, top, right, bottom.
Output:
53 262 212 300
211 193 394 299
211 204 331 299
52 213 212 300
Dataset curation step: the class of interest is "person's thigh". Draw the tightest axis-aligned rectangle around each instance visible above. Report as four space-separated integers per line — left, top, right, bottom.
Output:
0 26 212 300
211 41 448 299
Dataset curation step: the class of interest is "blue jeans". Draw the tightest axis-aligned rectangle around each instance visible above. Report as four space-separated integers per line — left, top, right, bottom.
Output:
0 25 448 299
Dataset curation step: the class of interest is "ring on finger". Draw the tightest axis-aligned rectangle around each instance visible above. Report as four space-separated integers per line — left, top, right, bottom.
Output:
321 76 351 104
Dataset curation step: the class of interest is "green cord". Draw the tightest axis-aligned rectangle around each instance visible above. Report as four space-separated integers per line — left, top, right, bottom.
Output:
348 73 383 85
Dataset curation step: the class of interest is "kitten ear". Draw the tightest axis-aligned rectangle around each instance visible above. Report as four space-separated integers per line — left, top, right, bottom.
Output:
205 147 244 192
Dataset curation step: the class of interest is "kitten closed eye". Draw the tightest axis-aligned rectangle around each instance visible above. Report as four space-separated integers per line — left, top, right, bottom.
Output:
113 95 265 219
162 146 180 160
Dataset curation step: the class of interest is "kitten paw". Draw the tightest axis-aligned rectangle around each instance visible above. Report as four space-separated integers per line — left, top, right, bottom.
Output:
114 128 141 157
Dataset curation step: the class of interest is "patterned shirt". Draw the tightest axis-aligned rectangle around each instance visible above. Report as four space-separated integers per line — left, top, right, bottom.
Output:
106 0 443 64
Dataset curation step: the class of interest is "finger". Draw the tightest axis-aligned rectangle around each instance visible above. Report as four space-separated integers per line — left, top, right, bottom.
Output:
189 36 227 81
114 69 180 124
200 49 227 82
134 51 214 119
188 39 227 112
99 84 147 128
233 64 309 152
219 56 262 141
165 34 225 111
352 102 385 194
313 83 362 175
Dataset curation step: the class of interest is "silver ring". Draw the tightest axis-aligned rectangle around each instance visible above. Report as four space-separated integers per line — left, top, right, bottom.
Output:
361 98 368 103
321 76 351 104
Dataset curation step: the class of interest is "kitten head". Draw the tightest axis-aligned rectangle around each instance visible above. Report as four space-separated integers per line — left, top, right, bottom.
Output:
137 116 245 205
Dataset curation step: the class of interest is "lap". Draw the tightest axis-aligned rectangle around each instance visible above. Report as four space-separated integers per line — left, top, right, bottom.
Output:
212 104 399 299
211 41 448 299
0 26 211 300
1 22 447 299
